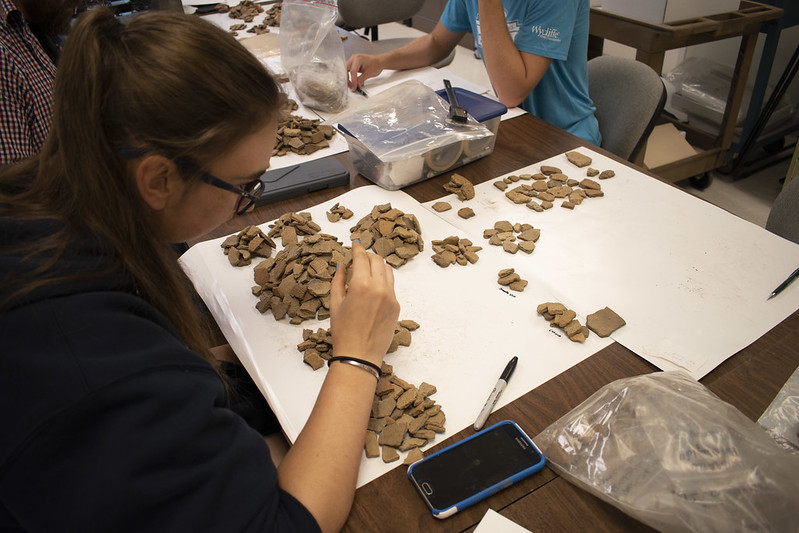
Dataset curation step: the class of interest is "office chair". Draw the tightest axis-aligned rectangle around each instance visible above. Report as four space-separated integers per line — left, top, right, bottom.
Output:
337 0 455 68
766 172 799 244
588 55 667 163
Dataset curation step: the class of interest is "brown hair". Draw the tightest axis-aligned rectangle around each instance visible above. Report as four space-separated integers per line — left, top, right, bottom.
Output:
0 9 283 361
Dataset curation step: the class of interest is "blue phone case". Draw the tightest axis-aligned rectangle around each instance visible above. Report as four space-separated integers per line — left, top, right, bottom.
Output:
407 420 546 519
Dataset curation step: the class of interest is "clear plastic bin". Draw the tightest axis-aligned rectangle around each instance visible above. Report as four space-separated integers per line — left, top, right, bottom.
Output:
337 82 507 190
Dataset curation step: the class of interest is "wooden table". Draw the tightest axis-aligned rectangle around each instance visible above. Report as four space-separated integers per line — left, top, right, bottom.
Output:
191 111 799 532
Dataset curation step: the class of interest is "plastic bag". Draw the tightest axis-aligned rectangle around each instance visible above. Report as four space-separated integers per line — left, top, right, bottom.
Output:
279 0 348 113
534 371 799 533
336 80 494 189
662 56 795 128
758 365 799 455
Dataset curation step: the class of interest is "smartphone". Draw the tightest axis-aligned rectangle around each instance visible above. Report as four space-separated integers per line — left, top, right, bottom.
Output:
407 420 546 519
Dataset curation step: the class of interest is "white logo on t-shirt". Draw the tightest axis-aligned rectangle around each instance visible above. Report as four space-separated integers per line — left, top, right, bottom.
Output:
531 25 561 42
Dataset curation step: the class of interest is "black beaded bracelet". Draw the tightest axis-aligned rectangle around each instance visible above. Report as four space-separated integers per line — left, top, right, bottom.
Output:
327 356 381 380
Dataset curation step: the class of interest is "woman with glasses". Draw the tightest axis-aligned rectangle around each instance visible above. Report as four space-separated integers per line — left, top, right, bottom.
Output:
0 9 400 533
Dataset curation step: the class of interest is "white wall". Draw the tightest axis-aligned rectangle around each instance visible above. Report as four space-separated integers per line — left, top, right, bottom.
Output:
601 41 686 74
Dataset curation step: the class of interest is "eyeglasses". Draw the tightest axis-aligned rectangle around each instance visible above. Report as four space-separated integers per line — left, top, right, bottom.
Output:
117 146 264 215
195 169 264 216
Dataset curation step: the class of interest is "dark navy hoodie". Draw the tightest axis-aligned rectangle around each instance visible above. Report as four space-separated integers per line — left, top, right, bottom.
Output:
0 216 320 532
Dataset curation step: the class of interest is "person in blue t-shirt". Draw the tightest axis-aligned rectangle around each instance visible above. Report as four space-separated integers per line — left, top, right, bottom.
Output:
345 0 601 145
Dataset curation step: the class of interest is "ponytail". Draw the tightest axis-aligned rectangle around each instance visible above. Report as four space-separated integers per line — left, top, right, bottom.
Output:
1 9 283 362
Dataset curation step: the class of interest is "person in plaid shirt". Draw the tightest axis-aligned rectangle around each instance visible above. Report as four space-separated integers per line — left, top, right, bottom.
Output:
1 0 81 165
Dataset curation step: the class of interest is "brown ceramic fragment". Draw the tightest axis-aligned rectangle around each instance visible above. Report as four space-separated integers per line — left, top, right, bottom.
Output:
398 437 427 451
272 99 337 157
565 151 592 168
540 165 561 175
378 421 408 447
326 202 353 222
552 309 576 328
537 191 555 202
303 350 325 370
443 173 475 201
509 279 528 292
505 190 532 204
403 448 424 465
382 446 400 463
431 236 481 267
253 228 348 322
365 430 380 458
586 307 626 337
598 170 615 179
221 225 276 266
484 221 540 255
537 302 591 343
457 207 475 219
497 268 528 292
350 203 423 268
569 332 586 343
399 319 420 330
531 180 549 192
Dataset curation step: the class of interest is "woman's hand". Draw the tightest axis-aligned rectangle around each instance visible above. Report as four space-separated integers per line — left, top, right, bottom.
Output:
329 240 400 367
345 53 385 90
280 241 399 531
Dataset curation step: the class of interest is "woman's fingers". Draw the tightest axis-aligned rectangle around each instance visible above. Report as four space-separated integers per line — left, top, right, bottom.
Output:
349 239 367 273
328 239 400 365
330 261 346 313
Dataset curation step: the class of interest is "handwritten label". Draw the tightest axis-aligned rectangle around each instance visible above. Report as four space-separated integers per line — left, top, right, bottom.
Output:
498 287 516 298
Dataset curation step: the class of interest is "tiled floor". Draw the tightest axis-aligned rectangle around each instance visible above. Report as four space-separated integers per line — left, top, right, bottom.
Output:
685 156 791 229
365 22 793 229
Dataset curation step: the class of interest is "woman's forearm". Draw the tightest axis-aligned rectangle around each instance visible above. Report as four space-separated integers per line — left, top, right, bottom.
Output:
277 363 377 532
478 0 551 107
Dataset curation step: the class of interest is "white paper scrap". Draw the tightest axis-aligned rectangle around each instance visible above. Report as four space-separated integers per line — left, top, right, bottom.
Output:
474 509 533 533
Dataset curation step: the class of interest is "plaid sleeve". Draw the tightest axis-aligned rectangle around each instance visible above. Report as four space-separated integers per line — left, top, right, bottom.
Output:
1 55 36 164
0 12 56 166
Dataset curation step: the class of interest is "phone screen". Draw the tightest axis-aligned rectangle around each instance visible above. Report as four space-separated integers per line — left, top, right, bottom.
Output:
408 421 545 516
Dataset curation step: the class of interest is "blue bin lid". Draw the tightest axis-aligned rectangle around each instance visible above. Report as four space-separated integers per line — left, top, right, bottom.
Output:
435 87 508 123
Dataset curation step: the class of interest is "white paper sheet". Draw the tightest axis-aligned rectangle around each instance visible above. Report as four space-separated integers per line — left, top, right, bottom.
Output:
179 185 614 487
474 509 533 533
180 148 799 487
426 148 799 379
